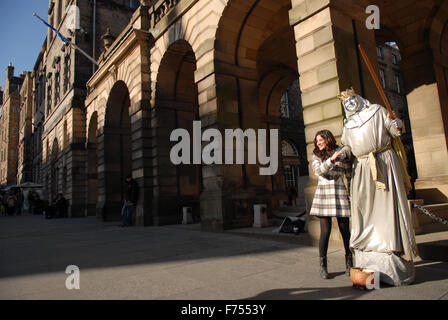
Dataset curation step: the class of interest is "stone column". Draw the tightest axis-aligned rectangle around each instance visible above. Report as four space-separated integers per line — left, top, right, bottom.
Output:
68 107 87 217
198 66 278 231
130 103 153 226
289 0 381 244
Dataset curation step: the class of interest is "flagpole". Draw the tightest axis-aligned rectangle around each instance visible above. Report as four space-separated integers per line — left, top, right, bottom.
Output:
33 12 98 66
68 42 99 66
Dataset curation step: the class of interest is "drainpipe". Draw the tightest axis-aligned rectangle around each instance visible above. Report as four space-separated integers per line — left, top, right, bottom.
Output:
92 0 97 74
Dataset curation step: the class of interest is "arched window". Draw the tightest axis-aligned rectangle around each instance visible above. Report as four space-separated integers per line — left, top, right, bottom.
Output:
280 92 290 118
281 139 300 188
281 139 299 157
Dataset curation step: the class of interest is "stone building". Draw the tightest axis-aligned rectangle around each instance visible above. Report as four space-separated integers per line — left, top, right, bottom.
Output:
82 0 448 243
17 72 34 184
0 64 24 186
37 0 140 212
3 0 441 244
31 40 48 187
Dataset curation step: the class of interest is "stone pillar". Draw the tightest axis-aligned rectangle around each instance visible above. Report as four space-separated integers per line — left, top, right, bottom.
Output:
289 0 381 244
197 70 273 231
150 104 183 226
131 103 153 227
68 107 87 217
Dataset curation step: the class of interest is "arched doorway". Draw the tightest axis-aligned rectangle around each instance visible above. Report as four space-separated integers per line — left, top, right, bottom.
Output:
87 112 98 217
153 40 201 225
209 0 306 228
101 81 132 221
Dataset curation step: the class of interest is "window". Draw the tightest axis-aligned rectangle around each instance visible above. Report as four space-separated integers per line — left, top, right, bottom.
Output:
395 74 402 94
63 51 71 93
377 47 383 59
380 69 386 88
280 92 290 118
54 57 61 106
284 165 297 188
281 140 299 157
47 84 52 115
392 54 398 65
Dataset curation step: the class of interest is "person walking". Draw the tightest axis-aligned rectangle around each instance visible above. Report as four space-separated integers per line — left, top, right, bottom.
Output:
309 130 353 279
121 174 139 227
28 190 35 215
0 192 5 216
6 192 17 216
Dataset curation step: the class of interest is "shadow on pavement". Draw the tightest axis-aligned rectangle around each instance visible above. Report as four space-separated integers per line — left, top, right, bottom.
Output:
245 285 369 300
0 215 318 279
413 261 448 285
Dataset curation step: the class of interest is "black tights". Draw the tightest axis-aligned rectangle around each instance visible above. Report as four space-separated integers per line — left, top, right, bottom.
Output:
319 217 351 257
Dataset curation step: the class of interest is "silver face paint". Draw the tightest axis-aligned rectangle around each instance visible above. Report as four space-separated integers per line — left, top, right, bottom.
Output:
343 95 360 113
343 94 366 117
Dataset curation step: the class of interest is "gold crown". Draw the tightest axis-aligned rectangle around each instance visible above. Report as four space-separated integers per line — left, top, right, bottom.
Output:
338 87 356 102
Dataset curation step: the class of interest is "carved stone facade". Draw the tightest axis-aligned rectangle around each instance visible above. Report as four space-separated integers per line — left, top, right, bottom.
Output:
4 0 446 244
84 0 448 237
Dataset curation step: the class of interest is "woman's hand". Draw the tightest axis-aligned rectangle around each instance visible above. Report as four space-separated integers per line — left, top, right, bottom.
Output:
330 151 342 162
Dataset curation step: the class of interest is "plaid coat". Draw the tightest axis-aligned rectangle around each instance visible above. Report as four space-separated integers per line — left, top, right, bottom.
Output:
309 147 351 217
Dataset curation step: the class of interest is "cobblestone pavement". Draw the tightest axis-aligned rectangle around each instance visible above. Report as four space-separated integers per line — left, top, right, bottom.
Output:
1 215 447 300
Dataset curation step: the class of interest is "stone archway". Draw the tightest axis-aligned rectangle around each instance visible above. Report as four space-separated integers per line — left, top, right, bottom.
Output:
370 0 448 203
87 112 98 217
152 39 201 225
200 0 305 229
100 81 132 221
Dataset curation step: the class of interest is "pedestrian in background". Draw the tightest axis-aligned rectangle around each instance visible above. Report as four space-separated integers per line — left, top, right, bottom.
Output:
121 174 139 227
309 130 353 279
0 192 5 216
16 189 24 215
6 191 17 216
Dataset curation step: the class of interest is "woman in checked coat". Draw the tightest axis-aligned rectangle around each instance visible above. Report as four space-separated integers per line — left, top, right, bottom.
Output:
309 130 352 279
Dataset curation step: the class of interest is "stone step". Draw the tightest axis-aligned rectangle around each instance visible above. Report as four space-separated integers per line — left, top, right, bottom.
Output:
419 221 448 234
416 230 448 262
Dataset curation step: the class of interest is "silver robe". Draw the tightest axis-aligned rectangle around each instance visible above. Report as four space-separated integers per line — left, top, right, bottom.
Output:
342 105 418 286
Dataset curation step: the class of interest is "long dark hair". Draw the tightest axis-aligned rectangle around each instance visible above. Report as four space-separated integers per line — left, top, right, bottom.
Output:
313 130 339 160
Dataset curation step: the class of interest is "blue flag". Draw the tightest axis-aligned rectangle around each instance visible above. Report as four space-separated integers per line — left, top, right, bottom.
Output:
33 12 70 43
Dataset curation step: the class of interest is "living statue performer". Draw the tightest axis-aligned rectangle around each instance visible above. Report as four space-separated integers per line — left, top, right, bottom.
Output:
340 87 418 286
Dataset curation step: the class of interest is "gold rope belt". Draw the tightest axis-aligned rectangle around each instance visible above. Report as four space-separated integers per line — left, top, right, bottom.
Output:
357 143 392 159
357 143 392 190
